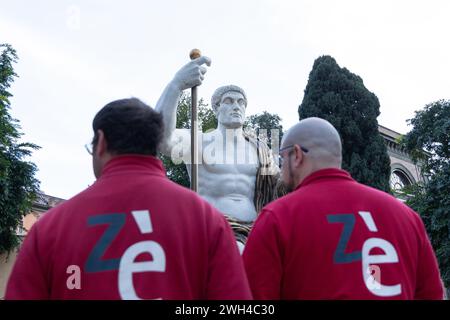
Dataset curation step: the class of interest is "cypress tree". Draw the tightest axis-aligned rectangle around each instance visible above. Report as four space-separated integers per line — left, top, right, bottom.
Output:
298 55 391 192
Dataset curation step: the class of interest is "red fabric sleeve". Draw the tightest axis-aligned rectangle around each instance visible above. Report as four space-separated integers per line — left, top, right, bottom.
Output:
5 224 50 299
414 213 445 300
243 209 283 300
205 211 253 300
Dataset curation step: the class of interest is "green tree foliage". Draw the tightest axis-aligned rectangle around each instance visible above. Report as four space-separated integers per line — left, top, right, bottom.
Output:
402 100 450 291
403 100 449 174
244 111 283 150
298 55 391 192
0 44 40 254
160 93 216 188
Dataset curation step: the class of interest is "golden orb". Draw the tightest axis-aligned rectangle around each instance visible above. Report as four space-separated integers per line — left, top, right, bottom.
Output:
189 48 201 60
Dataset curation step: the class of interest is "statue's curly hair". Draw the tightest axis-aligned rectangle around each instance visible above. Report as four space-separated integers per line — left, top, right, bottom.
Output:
211 85 247 112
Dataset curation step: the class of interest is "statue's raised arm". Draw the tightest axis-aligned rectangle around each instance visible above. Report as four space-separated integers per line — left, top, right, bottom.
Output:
155 57 285 254
155 56 211 157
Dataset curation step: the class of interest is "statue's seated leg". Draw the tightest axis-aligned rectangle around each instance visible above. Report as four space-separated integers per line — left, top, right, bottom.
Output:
225 215 253 255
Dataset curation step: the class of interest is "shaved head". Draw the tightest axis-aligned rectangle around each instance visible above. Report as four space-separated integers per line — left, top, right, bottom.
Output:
283 117 342 168
280 117 342 190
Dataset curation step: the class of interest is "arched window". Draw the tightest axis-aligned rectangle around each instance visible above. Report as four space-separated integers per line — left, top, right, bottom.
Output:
390 169 413 192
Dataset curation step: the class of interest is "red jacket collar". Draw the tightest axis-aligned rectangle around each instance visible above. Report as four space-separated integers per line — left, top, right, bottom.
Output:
100 155 166 179
295 168 354 191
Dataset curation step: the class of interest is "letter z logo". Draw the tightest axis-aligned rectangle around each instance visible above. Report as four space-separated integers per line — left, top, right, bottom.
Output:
326 214 362 264
85 213 126 273
85 210 166 300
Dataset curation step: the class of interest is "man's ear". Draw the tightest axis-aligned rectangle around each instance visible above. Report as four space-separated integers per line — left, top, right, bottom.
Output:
293 144 304 167
95 129 107 157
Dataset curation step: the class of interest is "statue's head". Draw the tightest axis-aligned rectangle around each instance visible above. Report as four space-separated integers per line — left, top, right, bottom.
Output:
211 85 247 129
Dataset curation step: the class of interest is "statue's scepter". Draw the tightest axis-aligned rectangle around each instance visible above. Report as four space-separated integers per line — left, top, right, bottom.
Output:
189 49 201 192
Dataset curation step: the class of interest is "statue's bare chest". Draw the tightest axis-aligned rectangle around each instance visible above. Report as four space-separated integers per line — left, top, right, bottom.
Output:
201 134 258 176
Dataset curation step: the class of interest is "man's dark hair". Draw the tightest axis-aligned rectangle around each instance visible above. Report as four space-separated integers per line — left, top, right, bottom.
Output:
92 98 163 156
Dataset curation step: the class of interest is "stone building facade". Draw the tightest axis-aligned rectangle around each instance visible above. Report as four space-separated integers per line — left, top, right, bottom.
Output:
0 193 64 298
378 125 423 199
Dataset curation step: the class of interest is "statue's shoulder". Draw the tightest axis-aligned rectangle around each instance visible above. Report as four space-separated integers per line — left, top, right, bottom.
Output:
202 129 219 140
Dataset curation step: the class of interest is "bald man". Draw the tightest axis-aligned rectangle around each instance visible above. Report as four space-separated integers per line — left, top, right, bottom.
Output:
243 117 444 299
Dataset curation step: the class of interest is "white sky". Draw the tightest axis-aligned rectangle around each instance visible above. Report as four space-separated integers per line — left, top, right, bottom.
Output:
1 0 449 199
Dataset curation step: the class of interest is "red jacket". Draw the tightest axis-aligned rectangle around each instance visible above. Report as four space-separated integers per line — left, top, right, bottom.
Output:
243 168 444 300
6 155 251 300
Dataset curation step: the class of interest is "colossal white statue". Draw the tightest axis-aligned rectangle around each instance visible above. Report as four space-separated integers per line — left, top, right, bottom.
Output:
155 56 284 250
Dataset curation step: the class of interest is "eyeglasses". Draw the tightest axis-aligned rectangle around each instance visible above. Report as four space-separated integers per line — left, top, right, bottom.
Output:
85 143 93 155
278 144 309 167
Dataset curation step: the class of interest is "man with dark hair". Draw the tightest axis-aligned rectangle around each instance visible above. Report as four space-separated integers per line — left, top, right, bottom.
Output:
89 98 165 178
243 117 444 299
92 98 164 156
6 59 252 299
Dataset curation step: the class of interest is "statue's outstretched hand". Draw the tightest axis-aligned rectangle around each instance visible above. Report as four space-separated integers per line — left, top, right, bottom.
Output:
172 56 212 91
